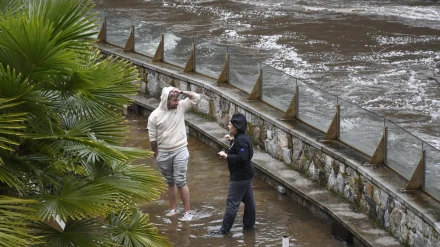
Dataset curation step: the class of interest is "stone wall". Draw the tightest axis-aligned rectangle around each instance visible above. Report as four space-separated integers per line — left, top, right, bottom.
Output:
132 63 439 247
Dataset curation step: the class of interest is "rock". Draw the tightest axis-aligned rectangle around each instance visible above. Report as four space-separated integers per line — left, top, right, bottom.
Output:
197 96 210 115
337 172 345 194
328 171 337 191
283 147 292 165
251 115 263 126
140 80 147 94
344 184 354 203
267 129 273 140
292 138 303 161
373 186 381 205
147 73 159 97
384 210 390 228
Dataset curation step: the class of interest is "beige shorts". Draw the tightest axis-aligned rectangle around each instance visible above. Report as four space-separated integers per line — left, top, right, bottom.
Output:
156 147 189 187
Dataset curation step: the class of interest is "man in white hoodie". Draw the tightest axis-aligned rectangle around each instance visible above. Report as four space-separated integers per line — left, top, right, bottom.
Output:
147 86 201 221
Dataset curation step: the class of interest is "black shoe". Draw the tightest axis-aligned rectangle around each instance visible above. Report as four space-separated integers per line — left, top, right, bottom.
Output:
209 230 228 236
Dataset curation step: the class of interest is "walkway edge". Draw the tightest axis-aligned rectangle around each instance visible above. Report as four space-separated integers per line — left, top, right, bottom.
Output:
99 42 440 247
128 94 402 247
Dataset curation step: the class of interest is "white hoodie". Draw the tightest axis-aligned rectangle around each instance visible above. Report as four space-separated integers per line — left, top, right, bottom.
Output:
147 87 201 152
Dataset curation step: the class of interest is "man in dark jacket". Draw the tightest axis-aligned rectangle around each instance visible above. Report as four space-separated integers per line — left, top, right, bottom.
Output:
211 113 256 235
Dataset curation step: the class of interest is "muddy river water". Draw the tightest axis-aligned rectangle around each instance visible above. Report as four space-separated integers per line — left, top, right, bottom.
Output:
124 114 347 246
94 0 440 149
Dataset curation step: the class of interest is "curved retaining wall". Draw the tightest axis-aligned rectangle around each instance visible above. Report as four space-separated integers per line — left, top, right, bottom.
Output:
99 43 440 247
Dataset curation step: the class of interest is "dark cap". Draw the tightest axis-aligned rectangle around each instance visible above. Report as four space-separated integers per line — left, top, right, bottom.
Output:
231 113 247 133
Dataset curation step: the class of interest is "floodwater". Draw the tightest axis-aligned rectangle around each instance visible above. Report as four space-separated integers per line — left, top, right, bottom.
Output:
124 113 347 247
93 0 440 149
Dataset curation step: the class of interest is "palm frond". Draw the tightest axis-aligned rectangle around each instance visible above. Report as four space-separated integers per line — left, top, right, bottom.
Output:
0 196 41 247
23 129 132 163
0 155 24 190
33 179 121 222
22 112 146 163
1 152 66 194
58 54 140 118
32 218 111 247
30 0 98 53
0 1 169 245
0 96 27 152
0 64 49 116
36 51 139 120
84 161 165 203
0 0 25 15
59 114 129 145
109 209 172 247
0 14 77 82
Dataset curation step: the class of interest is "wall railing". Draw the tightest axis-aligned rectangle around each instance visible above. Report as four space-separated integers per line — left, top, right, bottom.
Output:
93 10 440 201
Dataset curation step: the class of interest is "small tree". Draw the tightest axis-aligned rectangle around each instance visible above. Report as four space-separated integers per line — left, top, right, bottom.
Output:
0 0 170 246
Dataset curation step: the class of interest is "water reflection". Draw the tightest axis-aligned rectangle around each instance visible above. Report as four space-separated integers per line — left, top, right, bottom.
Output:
125 113 347 247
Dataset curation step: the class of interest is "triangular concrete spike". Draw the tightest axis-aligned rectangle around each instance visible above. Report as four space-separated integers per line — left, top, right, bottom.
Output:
123 26 135 52
405 151 425 190
247 69 262 101
97 17 106 42
152 34 164 62
370 127 387 166
183 43 195 72
279 86 298 120
217 53 228 83
323 105 340 141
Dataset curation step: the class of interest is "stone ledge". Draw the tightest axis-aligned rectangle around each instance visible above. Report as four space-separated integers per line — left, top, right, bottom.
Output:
129 95 401 247
99 43 440 246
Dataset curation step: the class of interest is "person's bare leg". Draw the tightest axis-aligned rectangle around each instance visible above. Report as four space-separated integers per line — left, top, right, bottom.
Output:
168 185 178 210
178 185 190 212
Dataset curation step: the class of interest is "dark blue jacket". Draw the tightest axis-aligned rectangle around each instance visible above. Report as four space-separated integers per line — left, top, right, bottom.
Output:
226 132 255 181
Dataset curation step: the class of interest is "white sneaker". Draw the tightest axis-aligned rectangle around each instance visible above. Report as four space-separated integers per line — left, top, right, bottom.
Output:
179 212 193 221
165 209 179 216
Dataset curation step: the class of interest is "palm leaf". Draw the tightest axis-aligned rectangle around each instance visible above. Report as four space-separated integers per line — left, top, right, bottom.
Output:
84 161 165 203
3 152 66 194
0 1 169 246
109 209 172 247
32 218 111 247
33 179 121 222
0 65 49 116
0 196 41 247
57 54 140 118
30 0 98 53
0 15 76 82
0 155 25 190
23 126 133 163
36 51 139 121
23 114 146 163
0 97 27 152
0 0 25 15
57 114 129 145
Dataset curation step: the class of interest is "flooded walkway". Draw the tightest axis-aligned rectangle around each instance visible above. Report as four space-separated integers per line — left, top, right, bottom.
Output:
124 113 348 247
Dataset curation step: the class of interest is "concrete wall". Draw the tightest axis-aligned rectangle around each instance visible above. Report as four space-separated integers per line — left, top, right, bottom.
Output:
100 45 440 247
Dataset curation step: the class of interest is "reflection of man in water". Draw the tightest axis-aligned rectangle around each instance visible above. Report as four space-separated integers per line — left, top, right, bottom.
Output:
167 218 191 246
147 86 201 221
211 113 256 235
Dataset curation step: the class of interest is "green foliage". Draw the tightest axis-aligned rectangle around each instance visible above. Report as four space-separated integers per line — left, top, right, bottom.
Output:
0 0 168 246
108 209 172 247
0 196 41 246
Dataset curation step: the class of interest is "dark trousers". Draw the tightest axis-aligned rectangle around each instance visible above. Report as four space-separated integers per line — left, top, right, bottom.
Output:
220 178 255 233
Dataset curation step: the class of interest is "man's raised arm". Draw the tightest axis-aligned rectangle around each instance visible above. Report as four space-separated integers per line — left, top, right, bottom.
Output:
170 88 201 102
180 90 200 101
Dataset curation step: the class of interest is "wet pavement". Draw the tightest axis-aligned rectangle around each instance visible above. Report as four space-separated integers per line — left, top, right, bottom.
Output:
124 113 348 246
